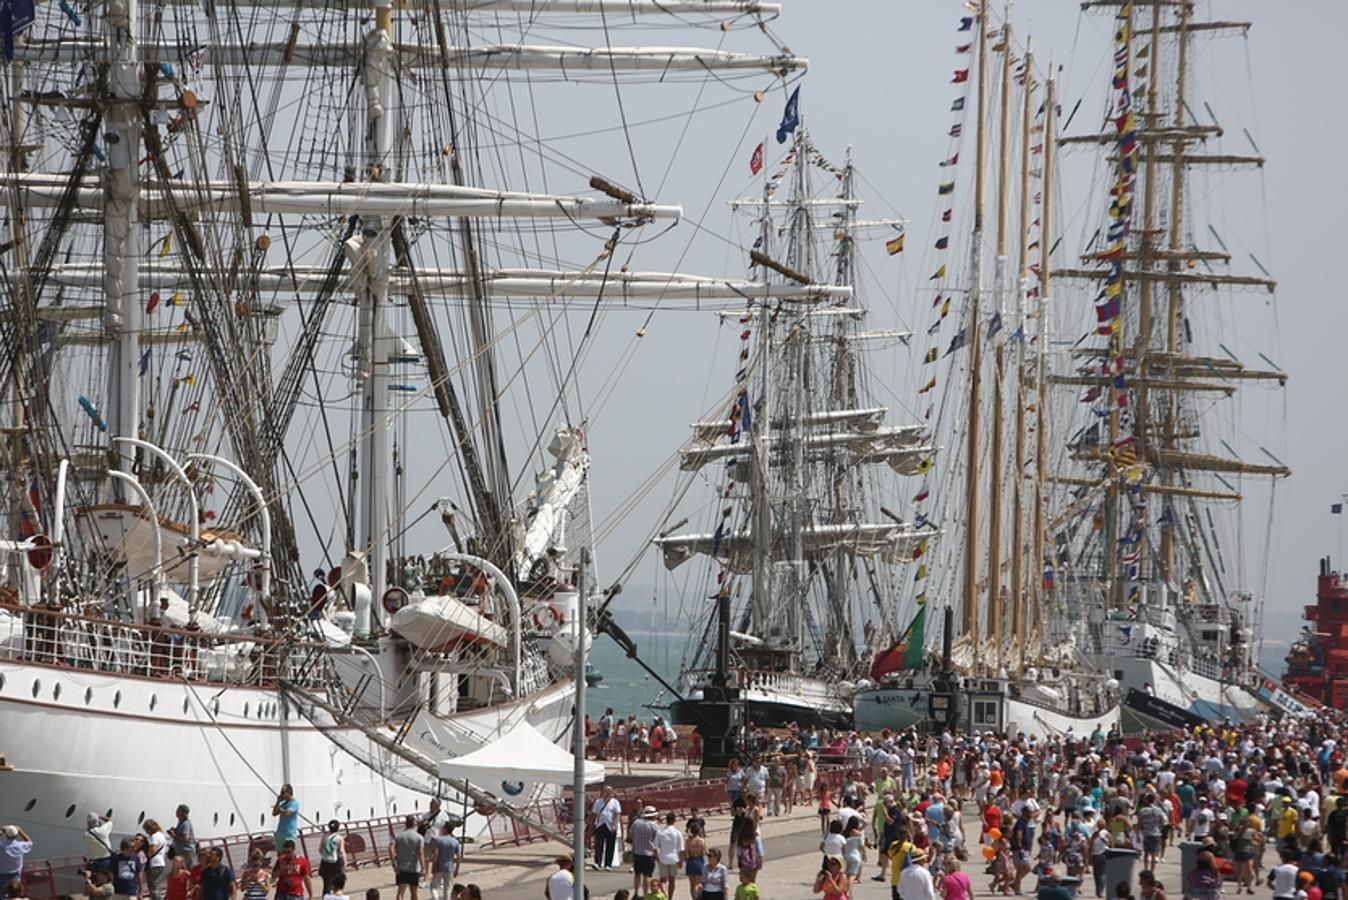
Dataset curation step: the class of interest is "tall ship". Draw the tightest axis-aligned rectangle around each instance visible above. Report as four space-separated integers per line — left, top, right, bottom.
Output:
854 3 1121 739
0 0 812 855
1052 0 1288 730
653 128 934 731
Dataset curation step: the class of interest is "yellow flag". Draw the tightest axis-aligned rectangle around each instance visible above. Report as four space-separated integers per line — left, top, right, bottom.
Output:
159 233 173 258
929 264 946 281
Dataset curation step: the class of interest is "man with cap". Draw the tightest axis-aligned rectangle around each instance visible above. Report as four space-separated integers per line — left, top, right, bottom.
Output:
628 805 659 897
273 838 313 900
0 825 32 890
896 847 935 900
544 854 575 900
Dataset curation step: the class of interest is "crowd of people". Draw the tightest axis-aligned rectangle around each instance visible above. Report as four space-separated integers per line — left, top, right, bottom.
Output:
11 710 1348 900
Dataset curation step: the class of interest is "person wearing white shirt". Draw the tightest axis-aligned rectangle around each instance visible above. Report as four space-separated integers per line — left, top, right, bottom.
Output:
897 849 937 900
1269 853 1299 900
653 813 686 898
590 786 622 871
142 819 170 900
544 855 575 900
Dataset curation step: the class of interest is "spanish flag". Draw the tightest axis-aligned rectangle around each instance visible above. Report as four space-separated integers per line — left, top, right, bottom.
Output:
885 234 905 255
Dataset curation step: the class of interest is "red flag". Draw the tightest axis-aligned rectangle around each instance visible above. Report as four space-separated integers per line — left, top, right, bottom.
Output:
941 209 953 222
749 142 764 175
952 69 970 83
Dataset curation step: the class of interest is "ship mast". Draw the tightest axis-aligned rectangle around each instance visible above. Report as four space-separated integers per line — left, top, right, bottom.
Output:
105 0 143 477
357 0 397 614
1053 1 1288 621
988 15 1012 673
1011 43 1033 664
1032 71 1054 661
961 0 989 674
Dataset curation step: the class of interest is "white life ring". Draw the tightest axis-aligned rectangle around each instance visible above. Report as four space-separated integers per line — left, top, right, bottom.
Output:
531 604 564 631
382 587 409 615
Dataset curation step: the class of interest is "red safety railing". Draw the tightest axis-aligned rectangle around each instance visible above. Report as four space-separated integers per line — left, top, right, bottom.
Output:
19 761 866 900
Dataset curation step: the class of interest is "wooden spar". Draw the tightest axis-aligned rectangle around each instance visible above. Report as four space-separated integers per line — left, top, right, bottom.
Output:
1011 42 1032 666
1033 71 1055 661
988 18 1011 673
962 0 989 672
1161 1 1192 582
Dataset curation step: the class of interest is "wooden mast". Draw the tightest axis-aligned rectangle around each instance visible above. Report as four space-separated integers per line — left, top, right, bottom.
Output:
1105 3 1135 612
1011 42 1033 664
1160 0 1191 582
1127 0 1164 591
1033 70 1055 660
988 16 1012 673
962 0 990 673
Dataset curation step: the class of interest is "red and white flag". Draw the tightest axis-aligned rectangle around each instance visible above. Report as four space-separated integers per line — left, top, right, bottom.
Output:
749 142 764 175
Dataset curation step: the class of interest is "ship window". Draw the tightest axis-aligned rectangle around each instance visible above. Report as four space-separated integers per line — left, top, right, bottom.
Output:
137 811 145 824
244 703 250 718
31 679 39 697
24 799 36 812
0 673 5 690
52 682 61 701
214 813 219 826
114 691 122 708
150 694 158 710
85 687 93 705
65 805 76 819
973 700 999 726
183 698 190 714
229 814 235 827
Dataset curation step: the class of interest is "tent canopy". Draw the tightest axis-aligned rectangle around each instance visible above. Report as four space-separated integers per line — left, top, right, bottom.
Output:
438 720 604 790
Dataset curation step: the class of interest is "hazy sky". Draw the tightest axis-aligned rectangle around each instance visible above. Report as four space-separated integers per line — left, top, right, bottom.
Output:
541 0 1348 650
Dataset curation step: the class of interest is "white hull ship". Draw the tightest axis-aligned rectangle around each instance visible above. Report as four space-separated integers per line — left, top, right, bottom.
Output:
0 0 815 857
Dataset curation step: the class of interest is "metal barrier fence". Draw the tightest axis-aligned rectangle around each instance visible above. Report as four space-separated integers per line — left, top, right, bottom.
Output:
17 757 871 900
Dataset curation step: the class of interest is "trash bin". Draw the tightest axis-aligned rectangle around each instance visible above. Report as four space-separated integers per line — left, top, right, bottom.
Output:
1103 847 1140 898
1178 841 1204 893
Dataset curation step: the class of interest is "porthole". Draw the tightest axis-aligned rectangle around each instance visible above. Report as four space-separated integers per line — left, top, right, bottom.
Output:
229 814 235 827
214 813 220 826
105 808 113 818
149 694 157 710
370 808 375 818
23 799 36 812
183 698 190 714
52 682 61 701
0 673 5 690
244 703 250 718
213 700 221 716
260 814 266 827
346 810 351 821
65 805 76 819
85 687 93 705
392 802 397 814
114 690 122 708
31 679 39 698
137 811 145 824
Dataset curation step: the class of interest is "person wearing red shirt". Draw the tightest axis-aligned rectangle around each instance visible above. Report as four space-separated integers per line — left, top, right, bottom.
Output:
273 840 313 900
1227 777 1248 810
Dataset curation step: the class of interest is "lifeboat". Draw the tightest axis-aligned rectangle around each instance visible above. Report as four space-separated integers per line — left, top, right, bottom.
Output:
390 593 508 651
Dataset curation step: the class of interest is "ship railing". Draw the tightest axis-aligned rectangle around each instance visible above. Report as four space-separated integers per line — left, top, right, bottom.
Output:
682 666 844 701
0 605 331 688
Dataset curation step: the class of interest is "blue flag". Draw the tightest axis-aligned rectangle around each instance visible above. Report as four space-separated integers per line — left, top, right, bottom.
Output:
776 87 801 144
1334 503 1344 515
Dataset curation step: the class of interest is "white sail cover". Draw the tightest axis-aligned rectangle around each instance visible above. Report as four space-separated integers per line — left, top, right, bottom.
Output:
680 427 930 472
512 427 589 575
438 719 603 787
655 523 939 573
390 594 509 650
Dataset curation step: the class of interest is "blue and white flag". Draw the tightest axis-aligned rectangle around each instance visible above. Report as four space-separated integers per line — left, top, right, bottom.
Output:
776 87 801 144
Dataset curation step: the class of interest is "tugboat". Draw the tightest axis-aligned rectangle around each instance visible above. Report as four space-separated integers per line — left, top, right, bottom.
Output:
1282 557 1348 709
